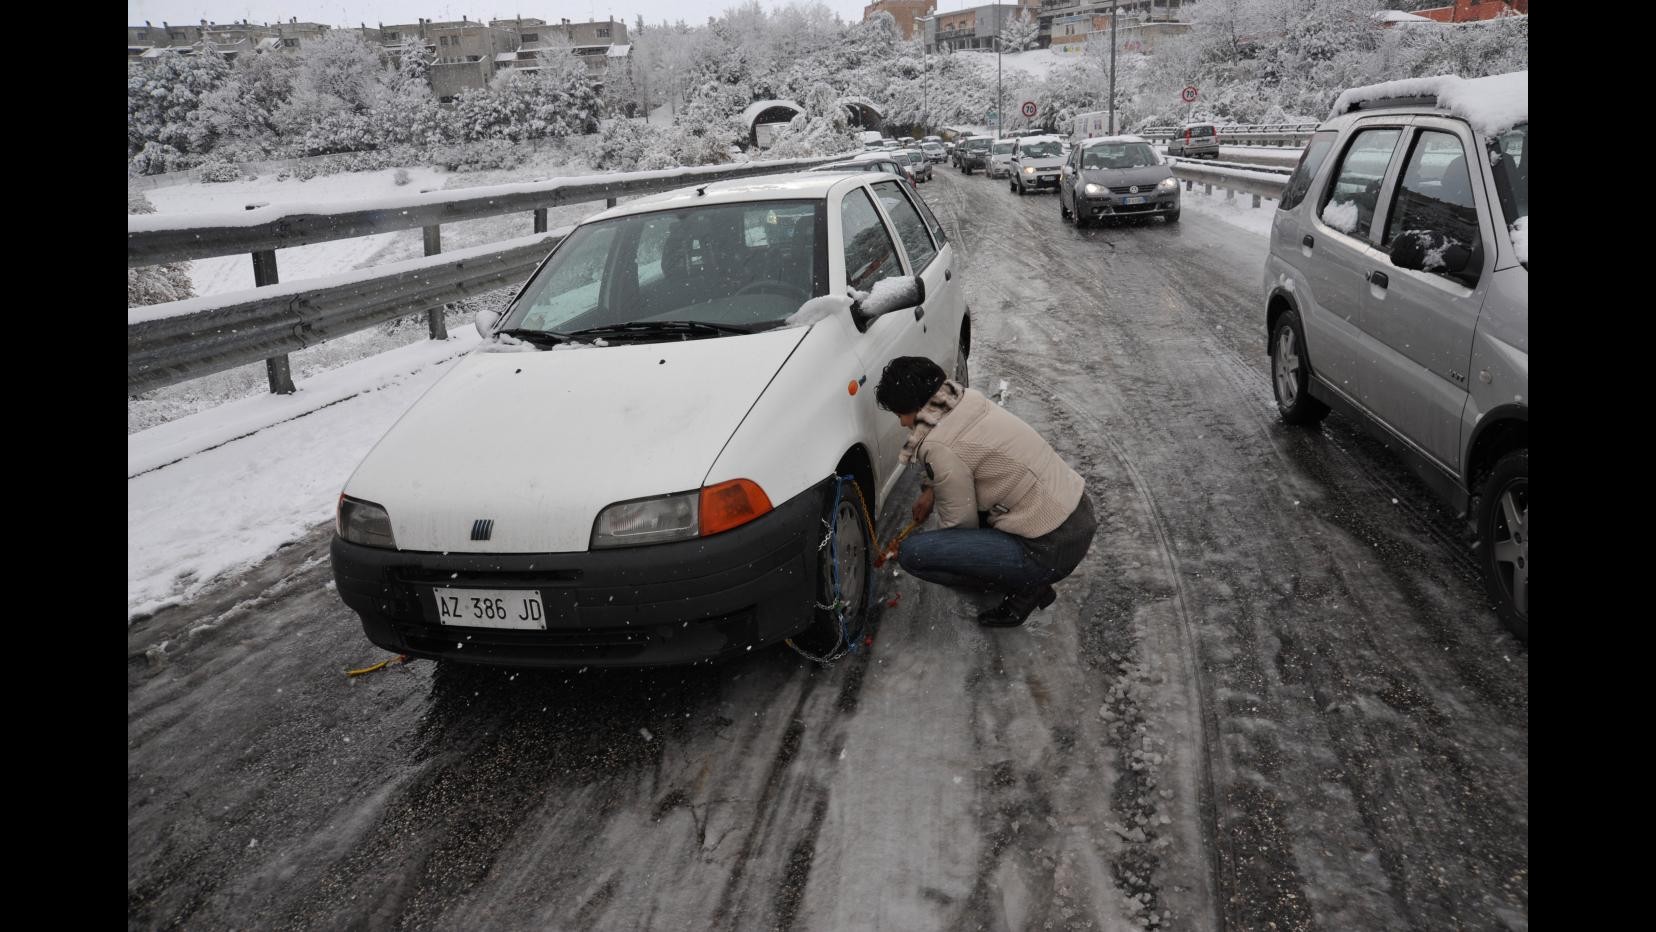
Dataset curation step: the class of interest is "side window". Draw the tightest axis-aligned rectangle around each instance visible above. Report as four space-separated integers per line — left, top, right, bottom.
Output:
1319 128 1402 241
1384 129 1484 285
840 188 904 294
1279 130 1337 211
908 186 948 247
872 180 938 272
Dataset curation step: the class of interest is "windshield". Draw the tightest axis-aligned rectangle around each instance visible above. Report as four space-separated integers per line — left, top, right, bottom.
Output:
500 200 826 337
1487 123 1528 225
1082 143 1160 170
966 139 991 151
992 141 1014 155
1019 141 1062 158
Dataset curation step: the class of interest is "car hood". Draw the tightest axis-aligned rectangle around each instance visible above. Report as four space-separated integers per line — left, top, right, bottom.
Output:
1081 165 1173 188
343 327 808 553
1017 156 1066 170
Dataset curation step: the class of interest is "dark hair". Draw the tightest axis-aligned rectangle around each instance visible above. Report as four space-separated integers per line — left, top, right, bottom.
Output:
875 356 947 414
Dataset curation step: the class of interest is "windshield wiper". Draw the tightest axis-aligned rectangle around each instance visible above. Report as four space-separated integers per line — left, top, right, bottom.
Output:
563 320 759 340
495 327 572 347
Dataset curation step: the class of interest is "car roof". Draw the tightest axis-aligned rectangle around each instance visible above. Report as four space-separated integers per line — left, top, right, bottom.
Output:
1080 135 1152 147
589 173 861 221
1324 70 1527 135
1016 134 1065 144
1180 121 1217 128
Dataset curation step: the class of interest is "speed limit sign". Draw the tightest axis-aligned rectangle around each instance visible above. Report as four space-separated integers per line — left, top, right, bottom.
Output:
1181 85 1199 104
1021 100 1038 118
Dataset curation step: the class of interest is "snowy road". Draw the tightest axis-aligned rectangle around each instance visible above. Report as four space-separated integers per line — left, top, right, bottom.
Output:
127 168 1528 931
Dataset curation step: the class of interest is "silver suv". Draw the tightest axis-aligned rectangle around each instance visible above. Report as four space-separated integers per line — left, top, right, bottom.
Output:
1263 71 1528 639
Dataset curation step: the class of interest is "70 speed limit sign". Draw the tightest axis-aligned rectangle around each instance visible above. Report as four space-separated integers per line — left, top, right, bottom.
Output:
1021 100 1038 118
1181 86 1199 104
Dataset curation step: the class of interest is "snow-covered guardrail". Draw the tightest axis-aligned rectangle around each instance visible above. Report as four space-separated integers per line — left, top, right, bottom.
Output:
127 155 843 396
1167 159 1289 209
1141 122 1319 147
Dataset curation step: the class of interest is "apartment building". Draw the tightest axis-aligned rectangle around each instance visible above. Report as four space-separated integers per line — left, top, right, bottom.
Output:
920 2 1041 53
863 0 937 40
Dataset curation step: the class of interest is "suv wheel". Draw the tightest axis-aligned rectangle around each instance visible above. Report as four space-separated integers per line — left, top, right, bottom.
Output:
1476 450 1528 641
1270 309 1330 425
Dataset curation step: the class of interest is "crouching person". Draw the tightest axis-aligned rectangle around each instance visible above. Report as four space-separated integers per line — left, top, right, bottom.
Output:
875 357 1098 627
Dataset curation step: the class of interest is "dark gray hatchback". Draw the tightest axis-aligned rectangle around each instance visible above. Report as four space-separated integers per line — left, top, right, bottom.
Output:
1058 137 1181 226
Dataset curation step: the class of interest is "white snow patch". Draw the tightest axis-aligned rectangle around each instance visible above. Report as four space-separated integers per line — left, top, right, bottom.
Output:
1329 71 1527 136
852 277 921 318
784 294 853 328
1321 200 1360 234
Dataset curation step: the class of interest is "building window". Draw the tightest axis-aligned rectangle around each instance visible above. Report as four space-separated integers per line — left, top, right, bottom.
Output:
385 31 399 40
468 55 480 61
522 32 538 42
170 31 185 39
597 27 610 37
439 35 450 45
136 31 147 40
283 38 299 47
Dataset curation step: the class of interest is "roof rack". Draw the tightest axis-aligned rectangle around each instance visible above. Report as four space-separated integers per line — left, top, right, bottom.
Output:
1339 94 1439 115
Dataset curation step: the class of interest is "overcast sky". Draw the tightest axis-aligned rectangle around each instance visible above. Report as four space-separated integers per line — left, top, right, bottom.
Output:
128 0 989 31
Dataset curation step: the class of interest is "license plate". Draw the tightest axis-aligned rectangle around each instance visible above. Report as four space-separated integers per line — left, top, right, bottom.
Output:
1123 196 1147 205
433 587 547 630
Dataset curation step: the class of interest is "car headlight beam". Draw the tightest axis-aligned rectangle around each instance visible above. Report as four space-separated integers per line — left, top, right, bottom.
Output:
1083 182 1106 196
1023 166 1036 175
1159 177 1179 191
591 490 700 548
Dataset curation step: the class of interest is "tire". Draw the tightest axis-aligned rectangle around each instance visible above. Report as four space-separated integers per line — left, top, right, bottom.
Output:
1476 450 1528 641
794 478 874 656
1014 180 1024 195
1165 209 1181 224
1270 309 1330 425
955 332 971 388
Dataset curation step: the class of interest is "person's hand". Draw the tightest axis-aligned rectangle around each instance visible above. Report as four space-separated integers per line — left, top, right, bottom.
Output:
912 487 935 524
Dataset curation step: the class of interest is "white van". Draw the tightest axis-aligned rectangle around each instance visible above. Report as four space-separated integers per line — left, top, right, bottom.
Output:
1069 110 1115 143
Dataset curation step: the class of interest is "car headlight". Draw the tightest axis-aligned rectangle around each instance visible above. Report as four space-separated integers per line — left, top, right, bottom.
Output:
1158 177 1178 191
337 495 397 549
1083 182 1106 196
1023 166 1036 174
591 479 772 549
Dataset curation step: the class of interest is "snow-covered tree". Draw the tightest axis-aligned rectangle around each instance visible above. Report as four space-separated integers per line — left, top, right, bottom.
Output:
127 193 194 307
127 52 231 159
1002 12 1040 54
765 82 859 158
193 51 302 158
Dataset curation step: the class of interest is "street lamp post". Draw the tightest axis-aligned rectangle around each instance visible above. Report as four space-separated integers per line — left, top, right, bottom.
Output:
996 6 1002 138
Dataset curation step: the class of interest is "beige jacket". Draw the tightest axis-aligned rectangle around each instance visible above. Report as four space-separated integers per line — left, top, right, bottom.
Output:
916 388 1086 538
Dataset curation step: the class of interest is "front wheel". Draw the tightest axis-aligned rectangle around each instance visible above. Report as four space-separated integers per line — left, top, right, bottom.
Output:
793 478 874 658
1270 309 1330 426
1165 208 1181 224
954 332 971 388
1476 450 1528 641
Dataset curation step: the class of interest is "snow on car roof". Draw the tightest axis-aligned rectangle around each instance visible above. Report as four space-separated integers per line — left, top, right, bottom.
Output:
594 173 859 219
1080 135 1151 147
1018 134 1065 143
1328 70 1528 135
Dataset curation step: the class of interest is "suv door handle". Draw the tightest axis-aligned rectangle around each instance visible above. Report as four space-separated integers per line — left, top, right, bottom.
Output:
1302 234 1315 249
944 268 952 281
1367 271 1389 289
914 306 926 321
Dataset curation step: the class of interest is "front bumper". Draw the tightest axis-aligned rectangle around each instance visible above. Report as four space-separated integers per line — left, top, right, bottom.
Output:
1079 188 1180 218
1020 173 1061 189
330 479 829 668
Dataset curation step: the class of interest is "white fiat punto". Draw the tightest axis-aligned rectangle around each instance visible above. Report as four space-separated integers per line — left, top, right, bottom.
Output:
331 173 970 667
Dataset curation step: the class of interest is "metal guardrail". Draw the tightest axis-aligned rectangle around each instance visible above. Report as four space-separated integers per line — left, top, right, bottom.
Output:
1168 160 1289 208
1141 122 1319 147
127 155 842 396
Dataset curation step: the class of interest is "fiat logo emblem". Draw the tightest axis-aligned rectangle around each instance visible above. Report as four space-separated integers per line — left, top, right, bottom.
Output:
1129 185 1139 193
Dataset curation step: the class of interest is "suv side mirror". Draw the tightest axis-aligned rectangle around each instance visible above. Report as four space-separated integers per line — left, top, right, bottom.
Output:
475 308 500 337
1389 229 1471 277
850 276 925 322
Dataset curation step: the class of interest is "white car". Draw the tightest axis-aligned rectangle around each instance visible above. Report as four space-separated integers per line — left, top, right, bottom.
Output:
986 139 1016 178
331 174 971 667
1009 134 1067 195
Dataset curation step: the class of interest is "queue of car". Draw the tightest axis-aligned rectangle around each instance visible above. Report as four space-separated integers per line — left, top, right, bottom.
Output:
330 72 1528 668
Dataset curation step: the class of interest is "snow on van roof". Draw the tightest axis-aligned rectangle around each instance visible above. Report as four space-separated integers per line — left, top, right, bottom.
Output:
1328 71 1528 135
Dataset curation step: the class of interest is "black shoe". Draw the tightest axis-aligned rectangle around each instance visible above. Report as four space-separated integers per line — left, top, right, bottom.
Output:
978 587 1045 627
1036 584 1057 610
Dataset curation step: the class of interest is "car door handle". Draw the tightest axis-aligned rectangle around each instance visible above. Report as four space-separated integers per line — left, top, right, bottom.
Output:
1302 234 1315 249
1367 270 1389 289
944 268 952 281
914 305 925 321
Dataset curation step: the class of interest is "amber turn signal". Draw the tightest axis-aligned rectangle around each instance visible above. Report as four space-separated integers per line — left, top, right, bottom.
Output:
699 479 774 536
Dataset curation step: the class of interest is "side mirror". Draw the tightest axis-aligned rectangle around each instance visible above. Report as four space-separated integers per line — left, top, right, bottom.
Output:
475 308 500 337
850 276 926 321
1062 165 1074 176
1389 230 1471 276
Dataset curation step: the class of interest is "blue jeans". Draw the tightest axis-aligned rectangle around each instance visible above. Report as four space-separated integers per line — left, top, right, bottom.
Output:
896 527 1061 593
